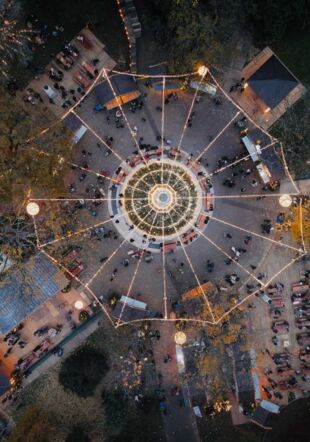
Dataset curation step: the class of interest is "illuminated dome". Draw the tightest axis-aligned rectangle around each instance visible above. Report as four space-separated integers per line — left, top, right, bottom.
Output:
109 151 213 249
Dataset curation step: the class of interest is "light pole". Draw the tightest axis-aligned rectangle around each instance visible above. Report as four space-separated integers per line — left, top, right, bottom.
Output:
26 202 40 216
198 66 208 77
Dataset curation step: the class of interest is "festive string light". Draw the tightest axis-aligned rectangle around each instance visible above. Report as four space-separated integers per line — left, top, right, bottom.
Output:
0 1 33 77
24 65 307 331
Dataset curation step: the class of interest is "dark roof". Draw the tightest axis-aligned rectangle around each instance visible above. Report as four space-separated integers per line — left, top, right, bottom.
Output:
149 64 167 84
95 74 138 105
0 253 66 334
248 55 299 108
252 406 275 429
63 113 82 131
0 373 11 396
232 343 255 404
113 302 148 322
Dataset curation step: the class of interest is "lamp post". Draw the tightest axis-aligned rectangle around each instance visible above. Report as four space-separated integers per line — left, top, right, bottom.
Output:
198 66 208 77
174 331 187 346
26 202 40 216
279 194 292 208
74 300 84 310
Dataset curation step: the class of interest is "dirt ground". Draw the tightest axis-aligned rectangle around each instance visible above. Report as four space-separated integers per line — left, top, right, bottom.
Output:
9 323 165 441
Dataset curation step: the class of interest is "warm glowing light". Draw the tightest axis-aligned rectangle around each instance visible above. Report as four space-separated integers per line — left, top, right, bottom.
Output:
264 107 271 113
198 66 208 77
26 202 40 216
74 300 84 310
279 194 292 208
175 331 187 345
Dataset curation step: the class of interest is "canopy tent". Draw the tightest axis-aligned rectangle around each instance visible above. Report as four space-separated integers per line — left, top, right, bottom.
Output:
149 64 180 90
63 113 87 143
95 74 140 110
247 55 299 109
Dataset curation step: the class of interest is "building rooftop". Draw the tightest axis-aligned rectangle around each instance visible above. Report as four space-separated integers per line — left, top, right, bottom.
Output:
95 73 140 108
248 54 299 109
0 253 67 335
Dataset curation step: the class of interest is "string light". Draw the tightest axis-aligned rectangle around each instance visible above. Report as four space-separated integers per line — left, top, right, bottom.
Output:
23 65 307 331
40 249 116 327
71 110 125 163
195 111 241 162
177 69 207 151
115 206 161 326
0 1 33 77
208 214 302 253
102 68 150 166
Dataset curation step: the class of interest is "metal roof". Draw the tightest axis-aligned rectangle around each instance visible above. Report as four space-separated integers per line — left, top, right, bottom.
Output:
63 113 82 131
0 253 66 334
248 55 298 108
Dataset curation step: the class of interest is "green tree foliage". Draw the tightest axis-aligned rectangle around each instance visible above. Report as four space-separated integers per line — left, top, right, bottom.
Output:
102 389 128 435
65 426 91 442
150 0 310 72
0 214 36 264
152 0 230 71
0 88 72 204
272 92 310 177
240 0 310 44
59 346 109 397
7 405 54 442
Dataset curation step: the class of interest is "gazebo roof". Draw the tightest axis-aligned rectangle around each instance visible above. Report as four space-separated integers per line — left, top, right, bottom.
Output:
248 55 299 108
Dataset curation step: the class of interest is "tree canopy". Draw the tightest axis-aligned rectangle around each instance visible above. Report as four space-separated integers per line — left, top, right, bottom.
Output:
7 405 54 442
59 346 109 397
150 0 310 72
0 88 72 204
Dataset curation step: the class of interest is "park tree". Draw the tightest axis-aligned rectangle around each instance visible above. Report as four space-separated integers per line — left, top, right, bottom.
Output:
0 214 36 266
152 0 231 72
0 0 33 79
7 405 54 442
290 201 310 246
0 88 73 204
59 346 109 397
272 93 310 177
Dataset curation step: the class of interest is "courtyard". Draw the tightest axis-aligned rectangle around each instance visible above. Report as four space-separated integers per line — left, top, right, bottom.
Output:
29 67 303 328
1 2 309 439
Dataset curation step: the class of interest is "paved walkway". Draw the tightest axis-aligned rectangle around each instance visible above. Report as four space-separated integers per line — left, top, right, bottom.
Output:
23 312 102 386
152 322 201 442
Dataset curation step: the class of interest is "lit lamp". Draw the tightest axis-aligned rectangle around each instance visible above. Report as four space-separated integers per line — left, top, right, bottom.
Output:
26 202 40 216
279 194 292 208
74 300 84 310
174 331 187 346
198 66 208 77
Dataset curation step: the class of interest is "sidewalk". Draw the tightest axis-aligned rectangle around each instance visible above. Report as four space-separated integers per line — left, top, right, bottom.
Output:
23 312 102 386
152 322 201 442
